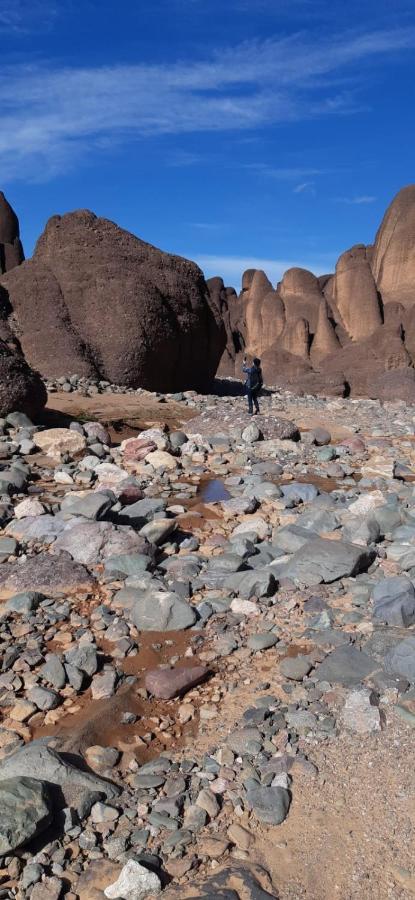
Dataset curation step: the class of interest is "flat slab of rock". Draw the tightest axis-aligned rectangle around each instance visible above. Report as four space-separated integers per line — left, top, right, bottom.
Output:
33 428 87 458
0 776 52 855
372 577 415 627
341 688 381 734
282 537 375 586
145 665 209 699
315 645 377 686
385 636 415 681
0 550 94 598
131 589 196 631
6 514 66 544
186 411 300 442
0 743 120 812
162 864 277 900
54 521 149 565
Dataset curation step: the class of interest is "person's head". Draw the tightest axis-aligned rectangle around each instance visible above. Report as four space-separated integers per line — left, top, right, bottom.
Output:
253 357 261 367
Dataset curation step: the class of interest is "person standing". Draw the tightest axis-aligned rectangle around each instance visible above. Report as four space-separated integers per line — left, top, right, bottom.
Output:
243 356 263 415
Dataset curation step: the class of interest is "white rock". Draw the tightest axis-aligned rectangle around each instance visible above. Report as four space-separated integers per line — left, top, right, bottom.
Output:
347 491 385 516
361 456 395 479
33 428 87 459
232 517 271 540
341 688 381 734
271 772 291 789
145 450 178 471
231 598 259 616
54 470 74 484
131 427 167 450
14 498 45 519
94 463 127 485
104 860 161 899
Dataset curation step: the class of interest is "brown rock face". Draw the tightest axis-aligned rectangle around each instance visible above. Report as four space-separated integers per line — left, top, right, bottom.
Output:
310 301 340 366
280 317 309 359
0 193 24 274
213 186 415 401
208 277 245 377
279 268 323 329
0 210 225 391
0 340 46 419
333 245 381 340
372 184 415 308
243 270 274 355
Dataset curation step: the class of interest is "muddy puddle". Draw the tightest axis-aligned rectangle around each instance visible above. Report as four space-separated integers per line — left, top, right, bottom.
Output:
34 630 205 764
196 477 231 503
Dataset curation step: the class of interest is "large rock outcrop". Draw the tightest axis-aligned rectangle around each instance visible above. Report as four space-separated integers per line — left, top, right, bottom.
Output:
215 185 415 400
332 245 382 340
372 185 415 308
279 267 323 330
0 193 24 274
0 210 225 392
0 340 46 418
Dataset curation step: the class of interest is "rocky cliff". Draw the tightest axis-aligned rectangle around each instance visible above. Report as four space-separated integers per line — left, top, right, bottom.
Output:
214 184 415 400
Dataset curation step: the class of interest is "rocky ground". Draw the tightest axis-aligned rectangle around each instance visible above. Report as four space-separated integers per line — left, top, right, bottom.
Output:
1 376 415 899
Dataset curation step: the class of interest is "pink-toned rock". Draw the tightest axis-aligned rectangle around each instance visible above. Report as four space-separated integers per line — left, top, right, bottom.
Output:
337 436 366 452
117 483 144 505
145 665 210 699
121 437 157 461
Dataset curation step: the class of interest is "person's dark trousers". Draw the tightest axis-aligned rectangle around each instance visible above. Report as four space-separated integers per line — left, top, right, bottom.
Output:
247 388 260 414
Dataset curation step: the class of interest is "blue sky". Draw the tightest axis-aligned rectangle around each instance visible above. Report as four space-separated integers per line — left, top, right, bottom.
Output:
1 0 415 287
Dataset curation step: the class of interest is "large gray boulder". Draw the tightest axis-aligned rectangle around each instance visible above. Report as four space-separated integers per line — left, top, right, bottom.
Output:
372 577 415 627
385 635 415 681
282 537 375 586
0 743 120 813
0 776 52 855
130 589 196 631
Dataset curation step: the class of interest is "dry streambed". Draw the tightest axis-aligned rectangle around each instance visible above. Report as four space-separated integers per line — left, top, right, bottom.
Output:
1 385 415 899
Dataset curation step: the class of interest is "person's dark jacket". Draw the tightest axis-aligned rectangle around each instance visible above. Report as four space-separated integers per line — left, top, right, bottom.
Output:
243 363 263 391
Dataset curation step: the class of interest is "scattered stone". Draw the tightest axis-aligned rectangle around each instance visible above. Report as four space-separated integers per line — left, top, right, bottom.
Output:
104 859 161 899
0 776 52 854
341 688 382 734
145 665 209 699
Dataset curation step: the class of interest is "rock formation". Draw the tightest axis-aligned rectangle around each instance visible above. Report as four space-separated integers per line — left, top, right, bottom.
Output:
0 339 46 418
332 244 381 341
0 193 24 274
372 184 415 307
0 210 225 392
214 184 415 400
279 267 323 330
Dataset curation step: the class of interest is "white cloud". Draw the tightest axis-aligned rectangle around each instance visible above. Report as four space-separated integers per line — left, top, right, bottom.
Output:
245 164 328 180
335 194 377 204
195 253 335 287
293 181 316 194
0 26 414 181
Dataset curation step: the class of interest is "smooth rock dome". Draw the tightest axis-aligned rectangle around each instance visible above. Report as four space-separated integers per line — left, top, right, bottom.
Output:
372 184 415 308
0 209 225 391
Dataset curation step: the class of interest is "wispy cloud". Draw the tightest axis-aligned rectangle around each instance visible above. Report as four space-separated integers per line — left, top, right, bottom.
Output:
335 194 377 204
0 26 414 181
245 163 328 180
195 253 335 287
0 0 58 32
188 222 228 231
293 181 316 194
